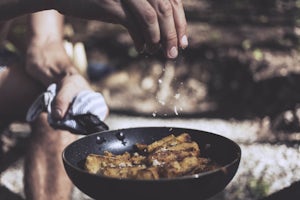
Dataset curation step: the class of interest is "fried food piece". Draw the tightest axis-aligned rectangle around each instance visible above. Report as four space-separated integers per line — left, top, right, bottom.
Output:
161 156 200 178
135 133 193 154
100 165 146 179
85 151 146 174
84 133 219 180
130 152 147 165
194 157 219 173
148 141 200 165
141 134 177 153
175 133 192 143
135 167 160 180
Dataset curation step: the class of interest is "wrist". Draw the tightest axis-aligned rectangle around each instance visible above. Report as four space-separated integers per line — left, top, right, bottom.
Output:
28 9 64 44
29 35 63 46
26 63 80 87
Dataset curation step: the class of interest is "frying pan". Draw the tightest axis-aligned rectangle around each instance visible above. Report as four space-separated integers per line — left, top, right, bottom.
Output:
62 126 241 200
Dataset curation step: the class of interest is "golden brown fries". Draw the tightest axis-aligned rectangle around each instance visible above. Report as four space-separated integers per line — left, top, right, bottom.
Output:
84 133 219 180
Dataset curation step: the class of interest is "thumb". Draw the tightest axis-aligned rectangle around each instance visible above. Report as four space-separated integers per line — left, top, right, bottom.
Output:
51 86 74 120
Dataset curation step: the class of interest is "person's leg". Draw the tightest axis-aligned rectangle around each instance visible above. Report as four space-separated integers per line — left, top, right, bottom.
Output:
0 64 77 200
24 113 77 200
0 63 42 122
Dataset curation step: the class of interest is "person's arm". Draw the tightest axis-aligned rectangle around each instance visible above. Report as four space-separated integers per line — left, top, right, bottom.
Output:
55 0 188 59
26 10 78 86
1 0 188 59
26 10 93 120
29 9 64 44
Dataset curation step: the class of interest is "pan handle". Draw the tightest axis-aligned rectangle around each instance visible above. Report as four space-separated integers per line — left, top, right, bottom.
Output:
52 113 109 135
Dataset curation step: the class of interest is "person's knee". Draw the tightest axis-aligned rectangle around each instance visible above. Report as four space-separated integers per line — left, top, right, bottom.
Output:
30 113 77 149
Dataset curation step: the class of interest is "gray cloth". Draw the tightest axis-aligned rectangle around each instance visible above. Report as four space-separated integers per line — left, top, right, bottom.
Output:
0 65 6 73
26 83 109 135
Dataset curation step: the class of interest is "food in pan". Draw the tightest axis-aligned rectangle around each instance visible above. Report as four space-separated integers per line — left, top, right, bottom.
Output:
84 133 219 180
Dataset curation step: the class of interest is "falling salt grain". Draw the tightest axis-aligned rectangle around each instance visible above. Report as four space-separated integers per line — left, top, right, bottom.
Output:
174 106 179 115
158 79 162 84
152 112 157 117
158 100 165 105
174 93 180 99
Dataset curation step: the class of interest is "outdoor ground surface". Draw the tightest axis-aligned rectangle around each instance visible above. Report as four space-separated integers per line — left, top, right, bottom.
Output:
1 0 300 199
0 115 300 200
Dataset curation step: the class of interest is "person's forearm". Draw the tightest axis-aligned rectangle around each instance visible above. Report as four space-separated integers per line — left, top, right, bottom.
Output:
26 9 79 87
0 0 54 21
29 10 64 43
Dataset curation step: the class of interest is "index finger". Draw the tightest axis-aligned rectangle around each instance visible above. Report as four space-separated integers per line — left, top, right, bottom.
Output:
126 0 161 48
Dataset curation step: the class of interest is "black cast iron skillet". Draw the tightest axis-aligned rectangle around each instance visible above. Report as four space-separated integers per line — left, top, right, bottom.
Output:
62 126 241 200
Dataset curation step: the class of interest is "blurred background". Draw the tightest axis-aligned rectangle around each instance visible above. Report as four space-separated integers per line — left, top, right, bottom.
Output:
1 0 300 199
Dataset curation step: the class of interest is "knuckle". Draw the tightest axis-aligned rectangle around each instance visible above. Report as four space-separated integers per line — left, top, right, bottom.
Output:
157 0 173 17
143 8 157 25
53 98 63 110
178 22 187 35
170 0 183 7
151 37 160 44
164 31 177 43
